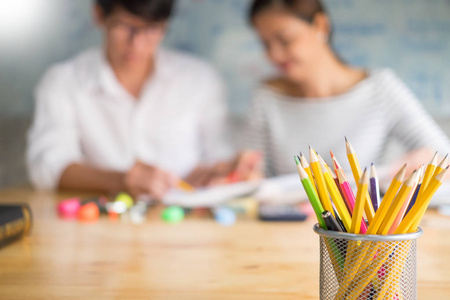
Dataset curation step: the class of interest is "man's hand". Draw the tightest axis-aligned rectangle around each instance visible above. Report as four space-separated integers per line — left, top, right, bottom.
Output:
124 162 178 199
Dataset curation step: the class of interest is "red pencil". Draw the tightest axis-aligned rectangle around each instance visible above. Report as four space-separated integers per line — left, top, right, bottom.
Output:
337 168 368 233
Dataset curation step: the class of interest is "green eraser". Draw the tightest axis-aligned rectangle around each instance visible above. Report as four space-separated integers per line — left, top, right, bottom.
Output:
162 206 185 223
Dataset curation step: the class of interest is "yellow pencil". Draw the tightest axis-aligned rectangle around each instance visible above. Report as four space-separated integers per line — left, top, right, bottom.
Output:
299 153 318 195
388 165 423 234
378 170 418 235
395 166 448 234
318 154 334 176
320 161 352 231
309 146 334 216
419 152 437 195
366 164 406 234
351 169 369 234
431 153 448 179
345 137 375 223
178 180 196 192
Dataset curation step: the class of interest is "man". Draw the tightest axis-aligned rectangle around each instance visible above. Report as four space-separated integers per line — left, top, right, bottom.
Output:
27 0 260 199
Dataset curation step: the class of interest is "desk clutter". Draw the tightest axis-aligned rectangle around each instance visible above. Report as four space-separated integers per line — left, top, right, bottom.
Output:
295 138 448 299
56 193 313 226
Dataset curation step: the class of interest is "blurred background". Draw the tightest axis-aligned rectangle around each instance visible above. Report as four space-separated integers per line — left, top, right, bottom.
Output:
1 0 450 189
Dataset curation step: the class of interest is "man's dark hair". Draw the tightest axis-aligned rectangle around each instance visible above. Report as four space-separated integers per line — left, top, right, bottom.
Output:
96 0 175 22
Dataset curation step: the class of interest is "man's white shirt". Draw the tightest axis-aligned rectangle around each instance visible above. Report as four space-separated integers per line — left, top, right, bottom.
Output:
27 47 232 190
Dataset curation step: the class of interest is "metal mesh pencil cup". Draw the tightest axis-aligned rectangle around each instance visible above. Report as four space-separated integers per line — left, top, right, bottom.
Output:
313 224 423 300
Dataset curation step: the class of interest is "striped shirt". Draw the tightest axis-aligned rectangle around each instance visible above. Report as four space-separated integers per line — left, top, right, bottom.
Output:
245 69 450 177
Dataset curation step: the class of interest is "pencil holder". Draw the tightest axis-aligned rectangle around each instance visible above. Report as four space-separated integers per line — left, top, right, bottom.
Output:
313 224 423 300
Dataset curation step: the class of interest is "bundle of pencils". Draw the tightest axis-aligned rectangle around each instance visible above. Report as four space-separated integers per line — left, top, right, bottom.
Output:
295 138 448 299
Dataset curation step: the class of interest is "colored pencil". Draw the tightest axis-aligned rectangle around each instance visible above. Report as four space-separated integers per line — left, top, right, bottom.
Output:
178 180 195 192
298 153 318 196
309 146 334 216
431 153 448 179
337 168 368 233
396 166 448 234
295 156 327 229
320 161 352 231
366 164 406 234
351 169 369 234
369 163 380 212
388 165 423 234
345 137 375 223
405 164 425 215
418 152 437 195
378 170 418 235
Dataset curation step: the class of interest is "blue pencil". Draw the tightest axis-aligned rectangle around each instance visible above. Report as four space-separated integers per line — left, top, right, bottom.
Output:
406 183 421 216
369 163 380 212
405 165 425 216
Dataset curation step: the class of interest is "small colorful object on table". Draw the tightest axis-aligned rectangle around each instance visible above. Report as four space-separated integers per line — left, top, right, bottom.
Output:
78 202 100 223
162 206 185 223
115 193 134 209
57 198 81 219
213 207 236 226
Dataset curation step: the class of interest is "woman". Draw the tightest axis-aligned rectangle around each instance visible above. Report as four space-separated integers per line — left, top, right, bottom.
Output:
27 0 260 199
246 0 450 179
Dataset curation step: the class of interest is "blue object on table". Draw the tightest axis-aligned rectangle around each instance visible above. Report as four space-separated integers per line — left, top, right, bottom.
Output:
213 207 236 226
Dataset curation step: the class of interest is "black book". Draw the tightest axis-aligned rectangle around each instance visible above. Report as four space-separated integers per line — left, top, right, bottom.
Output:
0 204 33 248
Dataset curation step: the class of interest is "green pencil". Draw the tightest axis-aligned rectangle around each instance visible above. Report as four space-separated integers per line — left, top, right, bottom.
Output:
295 156 327 229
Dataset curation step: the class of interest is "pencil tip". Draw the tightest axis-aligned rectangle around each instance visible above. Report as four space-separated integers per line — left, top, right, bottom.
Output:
344 136 348 142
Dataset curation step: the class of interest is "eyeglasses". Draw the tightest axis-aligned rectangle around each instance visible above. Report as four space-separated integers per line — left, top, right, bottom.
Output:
109 20 164 43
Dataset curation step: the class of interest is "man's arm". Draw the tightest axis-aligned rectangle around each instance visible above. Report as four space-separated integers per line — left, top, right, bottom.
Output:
58 163 126 193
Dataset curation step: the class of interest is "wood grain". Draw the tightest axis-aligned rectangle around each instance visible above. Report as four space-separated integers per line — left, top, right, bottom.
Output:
0 187 449 299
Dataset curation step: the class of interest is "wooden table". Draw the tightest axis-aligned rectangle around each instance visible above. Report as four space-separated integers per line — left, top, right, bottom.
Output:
0 188 450 299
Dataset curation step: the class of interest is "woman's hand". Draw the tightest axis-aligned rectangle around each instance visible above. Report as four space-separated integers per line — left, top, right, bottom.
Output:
124 162 178 199
391 148 436 178
184 150 264 188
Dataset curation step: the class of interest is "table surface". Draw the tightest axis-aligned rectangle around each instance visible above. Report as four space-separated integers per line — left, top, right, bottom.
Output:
0 188 450 300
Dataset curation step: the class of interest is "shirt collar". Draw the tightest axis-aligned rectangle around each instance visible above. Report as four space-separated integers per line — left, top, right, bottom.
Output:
90 47 170 99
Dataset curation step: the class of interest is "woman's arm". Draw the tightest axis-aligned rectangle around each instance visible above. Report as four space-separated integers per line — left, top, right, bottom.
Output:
381 70 450 173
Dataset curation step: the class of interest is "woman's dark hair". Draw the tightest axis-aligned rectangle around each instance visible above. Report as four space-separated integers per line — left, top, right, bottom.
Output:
96 0 175 22
249 0 333 42
249 0 327 25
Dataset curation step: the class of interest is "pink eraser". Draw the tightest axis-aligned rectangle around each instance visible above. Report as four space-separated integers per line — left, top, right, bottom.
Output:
58 198 81 219
300 202 316 217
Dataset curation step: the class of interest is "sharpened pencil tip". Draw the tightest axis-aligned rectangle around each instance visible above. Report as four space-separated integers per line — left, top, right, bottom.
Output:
294 156 300 165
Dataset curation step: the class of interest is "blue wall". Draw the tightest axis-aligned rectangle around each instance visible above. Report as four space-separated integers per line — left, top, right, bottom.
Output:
0 0 450 117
